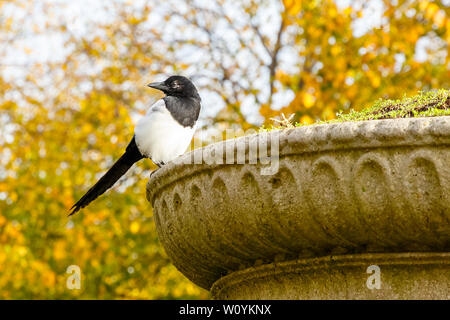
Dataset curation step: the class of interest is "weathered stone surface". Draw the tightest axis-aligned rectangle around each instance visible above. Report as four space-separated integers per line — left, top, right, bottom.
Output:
147 116 450 299
211 253 450 299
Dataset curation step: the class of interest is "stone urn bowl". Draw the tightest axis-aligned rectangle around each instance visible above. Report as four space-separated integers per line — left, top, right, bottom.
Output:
146 116 450 299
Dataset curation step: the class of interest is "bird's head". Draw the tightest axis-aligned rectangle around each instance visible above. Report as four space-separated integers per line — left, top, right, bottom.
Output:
147 75 200 99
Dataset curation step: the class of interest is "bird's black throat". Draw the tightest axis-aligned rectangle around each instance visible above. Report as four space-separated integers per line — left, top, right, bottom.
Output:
163 96 201 128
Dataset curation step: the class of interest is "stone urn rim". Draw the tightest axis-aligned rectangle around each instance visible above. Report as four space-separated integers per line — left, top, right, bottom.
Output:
147 116 449 203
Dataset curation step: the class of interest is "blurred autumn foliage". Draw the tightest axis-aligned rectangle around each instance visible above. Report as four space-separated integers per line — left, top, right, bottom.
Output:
0 0 449 299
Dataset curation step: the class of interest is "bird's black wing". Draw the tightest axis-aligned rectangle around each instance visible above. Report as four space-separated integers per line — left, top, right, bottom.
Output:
69 136 144 216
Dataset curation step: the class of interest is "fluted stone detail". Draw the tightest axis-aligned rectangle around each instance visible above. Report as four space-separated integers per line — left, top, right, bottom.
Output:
147 116 450 298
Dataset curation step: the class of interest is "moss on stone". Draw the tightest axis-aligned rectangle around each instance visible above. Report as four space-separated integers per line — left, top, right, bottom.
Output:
262 89 450 131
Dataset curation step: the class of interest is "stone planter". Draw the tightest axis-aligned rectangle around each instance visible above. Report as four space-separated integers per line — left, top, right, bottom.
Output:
146 116 450 299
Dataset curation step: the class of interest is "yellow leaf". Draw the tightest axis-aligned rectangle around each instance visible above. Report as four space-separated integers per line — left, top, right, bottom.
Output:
130 221 140 234
300 114 313 124
284 0 302 16
302 93 315 108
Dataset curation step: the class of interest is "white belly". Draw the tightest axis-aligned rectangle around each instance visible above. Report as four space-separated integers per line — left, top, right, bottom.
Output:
134 100 195 165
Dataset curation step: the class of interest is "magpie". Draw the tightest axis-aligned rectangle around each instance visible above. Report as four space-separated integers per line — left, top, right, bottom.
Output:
69 75 201 216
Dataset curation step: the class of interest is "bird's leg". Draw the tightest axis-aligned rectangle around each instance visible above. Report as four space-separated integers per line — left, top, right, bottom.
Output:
150 160 166 178
150 168 159 179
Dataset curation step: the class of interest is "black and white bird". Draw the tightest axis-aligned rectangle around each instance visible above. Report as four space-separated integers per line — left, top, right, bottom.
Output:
69 75 201 216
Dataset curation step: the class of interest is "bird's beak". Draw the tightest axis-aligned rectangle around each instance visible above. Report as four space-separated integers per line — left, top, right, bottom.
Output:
147 81 168 92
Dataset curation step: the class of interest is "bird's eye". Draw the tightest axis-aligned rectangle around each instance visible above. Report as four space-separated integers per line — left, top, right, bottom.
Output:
172 81 181 89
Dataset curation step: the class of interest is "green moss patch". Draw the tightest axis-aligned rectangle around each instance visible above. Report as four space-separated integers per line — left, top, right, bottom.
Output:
332 89 450 123
262 89 450 131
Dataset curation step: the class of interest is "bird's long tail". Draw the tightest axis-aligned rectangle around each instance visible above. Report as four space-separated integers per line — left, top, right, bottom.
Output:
69 137 143 216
